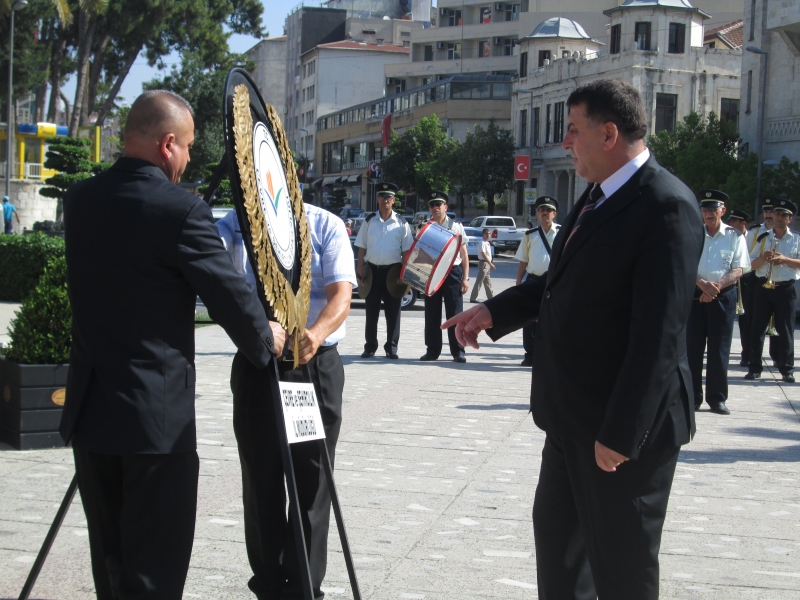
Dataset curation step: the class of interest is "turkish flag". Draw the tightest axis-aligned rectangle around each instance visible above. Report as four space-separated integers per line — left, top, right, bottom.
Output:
381 114 392 148
514 155 530 181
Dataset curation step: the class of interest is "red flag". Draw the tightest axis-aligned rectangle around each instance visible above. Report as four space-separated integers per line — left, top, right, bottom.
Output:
381 114 392 148
514 155 530 181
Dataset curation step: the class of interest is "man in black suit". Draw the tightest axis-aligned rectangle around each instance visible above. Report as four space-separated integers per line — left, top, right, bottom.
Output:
61 90 286 600
444 80 703 599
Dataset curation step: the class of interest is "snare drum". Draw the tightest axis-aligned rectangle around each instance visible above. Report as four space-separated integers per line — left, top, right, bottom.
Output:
400 222 461 295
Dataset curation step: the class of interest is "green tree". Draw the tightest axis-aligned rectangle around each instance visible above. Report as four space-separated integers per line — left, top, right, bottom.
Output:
381 115 459 207
459 120 515 216
198 161 232 207
327 189 348 213
647 111 739 194
722 153 800 215
39 136 109 220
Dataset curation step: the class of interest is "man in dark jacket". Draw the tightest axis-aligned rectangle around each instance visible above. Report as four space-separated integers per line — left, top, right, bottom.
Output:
61 90 286 600
444 80 703 599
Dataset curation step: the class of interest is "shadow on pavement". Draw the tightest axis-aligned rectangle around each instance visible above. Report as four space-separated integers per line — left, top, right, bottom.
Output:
456 403 530 411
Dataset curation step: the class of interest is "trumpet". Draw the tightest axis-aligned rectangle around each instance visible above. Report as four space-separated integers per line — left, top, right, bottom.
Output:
767 314 779 337
736 279 745 315
763 235 779 289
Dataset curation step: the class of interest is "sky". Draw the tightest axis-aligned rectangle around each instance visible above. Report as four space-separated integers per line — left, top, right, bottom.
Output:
62 0 302 109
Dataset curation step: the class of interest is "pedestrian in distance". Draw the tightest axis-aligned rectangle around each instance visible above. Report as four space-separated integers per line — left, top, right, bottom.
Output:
469 228 495 302
3 195 20 234
60 90 285 600
688 190 750 415
419 190 470 363
514 196 560 367
443 79 703 600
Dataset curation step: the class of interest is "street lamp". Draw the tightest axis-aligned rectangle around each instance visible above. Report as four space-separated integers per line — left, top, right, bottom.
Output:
5 0 28 199
746 45 769 222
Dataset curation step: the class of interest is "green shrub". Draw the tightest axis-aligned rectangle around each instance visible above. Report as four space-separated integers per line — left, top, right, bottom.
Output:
4 257 71 364
0 233 66 301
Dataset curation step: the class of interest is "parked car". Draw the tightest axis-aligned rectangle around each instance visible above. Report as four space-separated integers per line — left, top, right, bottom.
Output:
468 215 524 252
463 227 495 261
349 216 366 237
340 208 365 220
211 207 234 223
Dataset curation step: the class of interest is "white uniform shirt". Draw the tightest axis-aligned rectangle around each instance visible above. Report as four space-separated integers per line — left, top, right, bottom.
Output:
514 224 561 276
697 222 751 283
478 240 492 262
217 205 357 346
354 210 413 266
750 228 800 281
449 220 467 266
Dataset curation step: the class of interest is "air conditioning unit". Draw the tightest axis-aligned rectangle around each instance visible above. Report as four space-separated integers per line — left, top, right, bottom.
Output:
437 41 445 49
440 7 448 15
495 3 504 10
493 37 502 45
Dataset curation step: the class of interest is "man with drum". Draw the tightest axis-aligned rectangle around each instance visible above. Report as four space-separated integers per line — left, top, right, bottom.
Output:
420 191 470 363
354 182 414 359
514 196 560 367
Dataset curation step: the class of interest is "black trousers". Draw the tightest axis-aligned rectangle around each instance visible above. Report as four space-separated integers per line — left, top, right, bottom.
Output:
72 449 199 600
424 264 464 358
687 286 736 407
533 435 679 600
364 263 403 354
231 346 344 600
748 281 796 375
522 273 546 360
738 272 755 362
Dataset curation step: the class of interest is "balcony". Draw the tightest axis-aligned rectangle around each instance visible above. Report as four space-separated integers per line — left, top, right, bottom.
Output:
0 162 51 180
411 20 522 44
385 54 518 78
515 147 542 159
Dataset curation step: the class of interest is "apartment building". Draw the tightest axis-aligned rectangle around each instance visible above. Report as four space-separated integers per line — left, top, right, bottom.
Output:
510 0 741 218
245 36 288 125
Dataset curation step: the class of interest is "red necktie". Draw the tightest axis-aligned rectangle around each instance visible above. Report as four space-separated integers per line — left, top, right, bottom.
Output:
566 184 603 247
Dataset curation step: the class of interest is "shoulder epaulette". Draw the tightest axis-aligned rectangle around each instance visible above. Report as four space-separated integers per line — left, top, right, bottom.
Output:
525 227 539 235
756 231 770 242
748 224 760 230
365 212 376 222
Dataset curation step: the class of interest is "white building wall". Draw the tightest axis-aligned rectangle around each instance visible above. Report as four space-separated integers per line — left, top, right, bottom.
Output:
246 37 288 127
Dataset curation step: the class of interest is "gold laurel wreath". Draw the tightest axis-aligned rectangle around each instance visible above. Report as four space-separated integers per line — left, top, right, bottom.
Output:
232 84 311 368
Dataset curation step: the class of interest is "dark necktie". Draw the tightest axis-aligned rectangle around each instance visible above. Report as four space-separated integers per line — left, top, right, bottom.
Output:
566 183 603 247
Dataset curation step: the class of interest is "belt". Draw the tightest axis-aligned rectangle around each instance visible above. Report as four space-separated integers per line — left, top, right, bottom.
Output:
367 262 399 271
757 277 795 288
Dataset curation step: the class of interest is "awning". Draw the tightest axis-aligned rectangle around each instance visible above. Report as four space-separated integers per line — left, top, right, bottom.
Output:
347 174 361 183
322 176 338 185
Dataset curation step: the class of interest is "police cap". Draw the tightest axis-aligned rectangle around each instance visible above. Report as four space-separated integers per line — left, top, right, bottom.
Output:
726 209 751 222
534 196 559 212
428 190 449 205
773 199 797 215
698 189 728 209
377 182 398 196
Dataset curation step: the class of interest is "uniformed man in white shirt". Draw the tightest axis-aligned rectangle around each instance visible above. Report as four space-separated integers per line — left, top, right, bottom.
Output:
354 182 414 359
741 200 776 366
688 190 750 415
745 199 800 383
513 196 560 367
469 228 495 302
420 191 470 363
727 209 752 365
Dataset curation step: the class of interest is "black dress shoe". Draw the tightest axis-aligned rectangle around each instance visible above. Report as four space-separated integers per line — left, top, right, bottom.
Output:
453 354 466 363
783 374 795 383
361 350 375 358
520 357 533 367
744 371 760 380
709 402 730 415
386 351 399 360
419 353 438 361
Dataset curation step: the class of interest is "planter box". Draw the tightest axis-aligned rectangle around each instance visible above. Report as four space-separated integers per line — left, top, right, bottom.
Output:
0 356 68 450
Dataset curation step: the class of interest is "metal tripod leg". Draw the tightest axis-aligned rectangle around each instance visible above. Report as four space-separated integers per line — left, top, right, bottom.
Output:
18 474 79 600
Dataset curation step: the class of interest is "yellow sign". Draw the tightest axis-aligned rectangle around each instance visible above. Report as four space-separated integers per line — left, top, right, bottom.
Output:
51 388 66 406
524 188 537 204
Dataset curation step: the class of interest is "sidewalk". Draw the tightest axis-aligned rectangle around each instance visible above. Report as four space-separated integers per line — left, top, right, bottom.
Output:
0 281 798 598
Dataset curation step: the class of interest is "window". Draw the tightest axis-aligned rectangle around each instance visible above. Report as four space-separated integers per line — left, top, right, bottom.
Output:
294 116 298 130
403 40 410 48
424 45 433 61
444 8 462 26
436 84 448 102
538 50 551 67
308 85 315 100
749 0 756 41
447 43 461 60
655 93 678 133
532 107 540 147
480 7 491 24
303 64 307 78
746 70 753 114
519 51 528 78
610 24 621 54
309 60 315 76
503 39 514 56
553 102 565 143
505 3 520 21
479 40 491 57
519 109 528 147
668 23 686 54
492 82 511 99
634 22 652 51
545 103 552 143
720 98 740 127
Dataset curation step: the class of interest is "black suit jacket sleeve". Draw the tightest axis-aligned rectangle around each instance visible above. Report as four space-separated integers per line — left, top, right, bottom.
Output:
483 276 547 340
176 200 274 368
596 195 699 458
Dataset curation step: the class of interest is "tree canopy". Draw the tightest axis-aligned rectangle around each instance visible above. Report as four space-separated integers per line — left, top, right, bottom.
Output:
457 120 514 216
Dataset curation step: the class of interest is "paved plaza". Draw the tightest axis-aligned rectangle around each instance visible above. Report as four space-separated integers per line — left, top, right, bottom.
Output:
1 258 799 599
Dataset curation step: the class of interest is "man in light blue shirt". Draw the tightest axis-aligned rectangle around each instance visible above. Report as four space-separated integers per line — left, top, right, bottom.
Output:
217 204 356 599
3 196 20 234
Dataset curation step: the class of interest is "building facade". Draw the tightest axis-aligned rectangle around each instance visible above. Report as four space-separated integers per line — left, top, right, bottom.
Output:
739 0 800 165
246 36 288 126
511 0 742 219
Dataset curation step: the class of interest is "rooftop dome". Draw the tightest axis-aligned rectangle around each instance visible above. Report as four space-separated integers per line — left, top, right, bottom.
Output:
525 17 597 42
604 0 710 18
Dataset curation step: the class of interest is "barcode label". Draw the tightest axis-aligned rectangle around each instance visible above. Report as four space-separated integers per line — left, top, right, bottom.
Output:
279 382 326 444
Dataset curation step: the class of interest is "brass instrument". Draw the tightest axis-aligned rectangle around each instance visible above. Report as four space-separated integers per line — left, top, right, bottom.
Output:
763 235 779 289
736 279 745 315
767 314 779 337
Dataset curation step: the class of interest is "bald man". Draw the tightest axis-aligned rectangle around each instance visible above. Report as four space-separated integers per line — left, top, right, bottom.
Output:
61 90 286 600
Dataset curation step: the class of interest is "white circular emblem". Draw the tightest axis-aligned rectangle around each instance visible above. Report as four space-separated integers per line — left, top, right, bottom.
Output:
253 122 296 270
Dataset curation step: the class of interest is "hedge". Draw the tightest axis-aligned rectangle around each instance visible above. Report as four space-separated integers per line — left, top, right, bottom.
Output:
4 256 71 364
0 233 66 301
